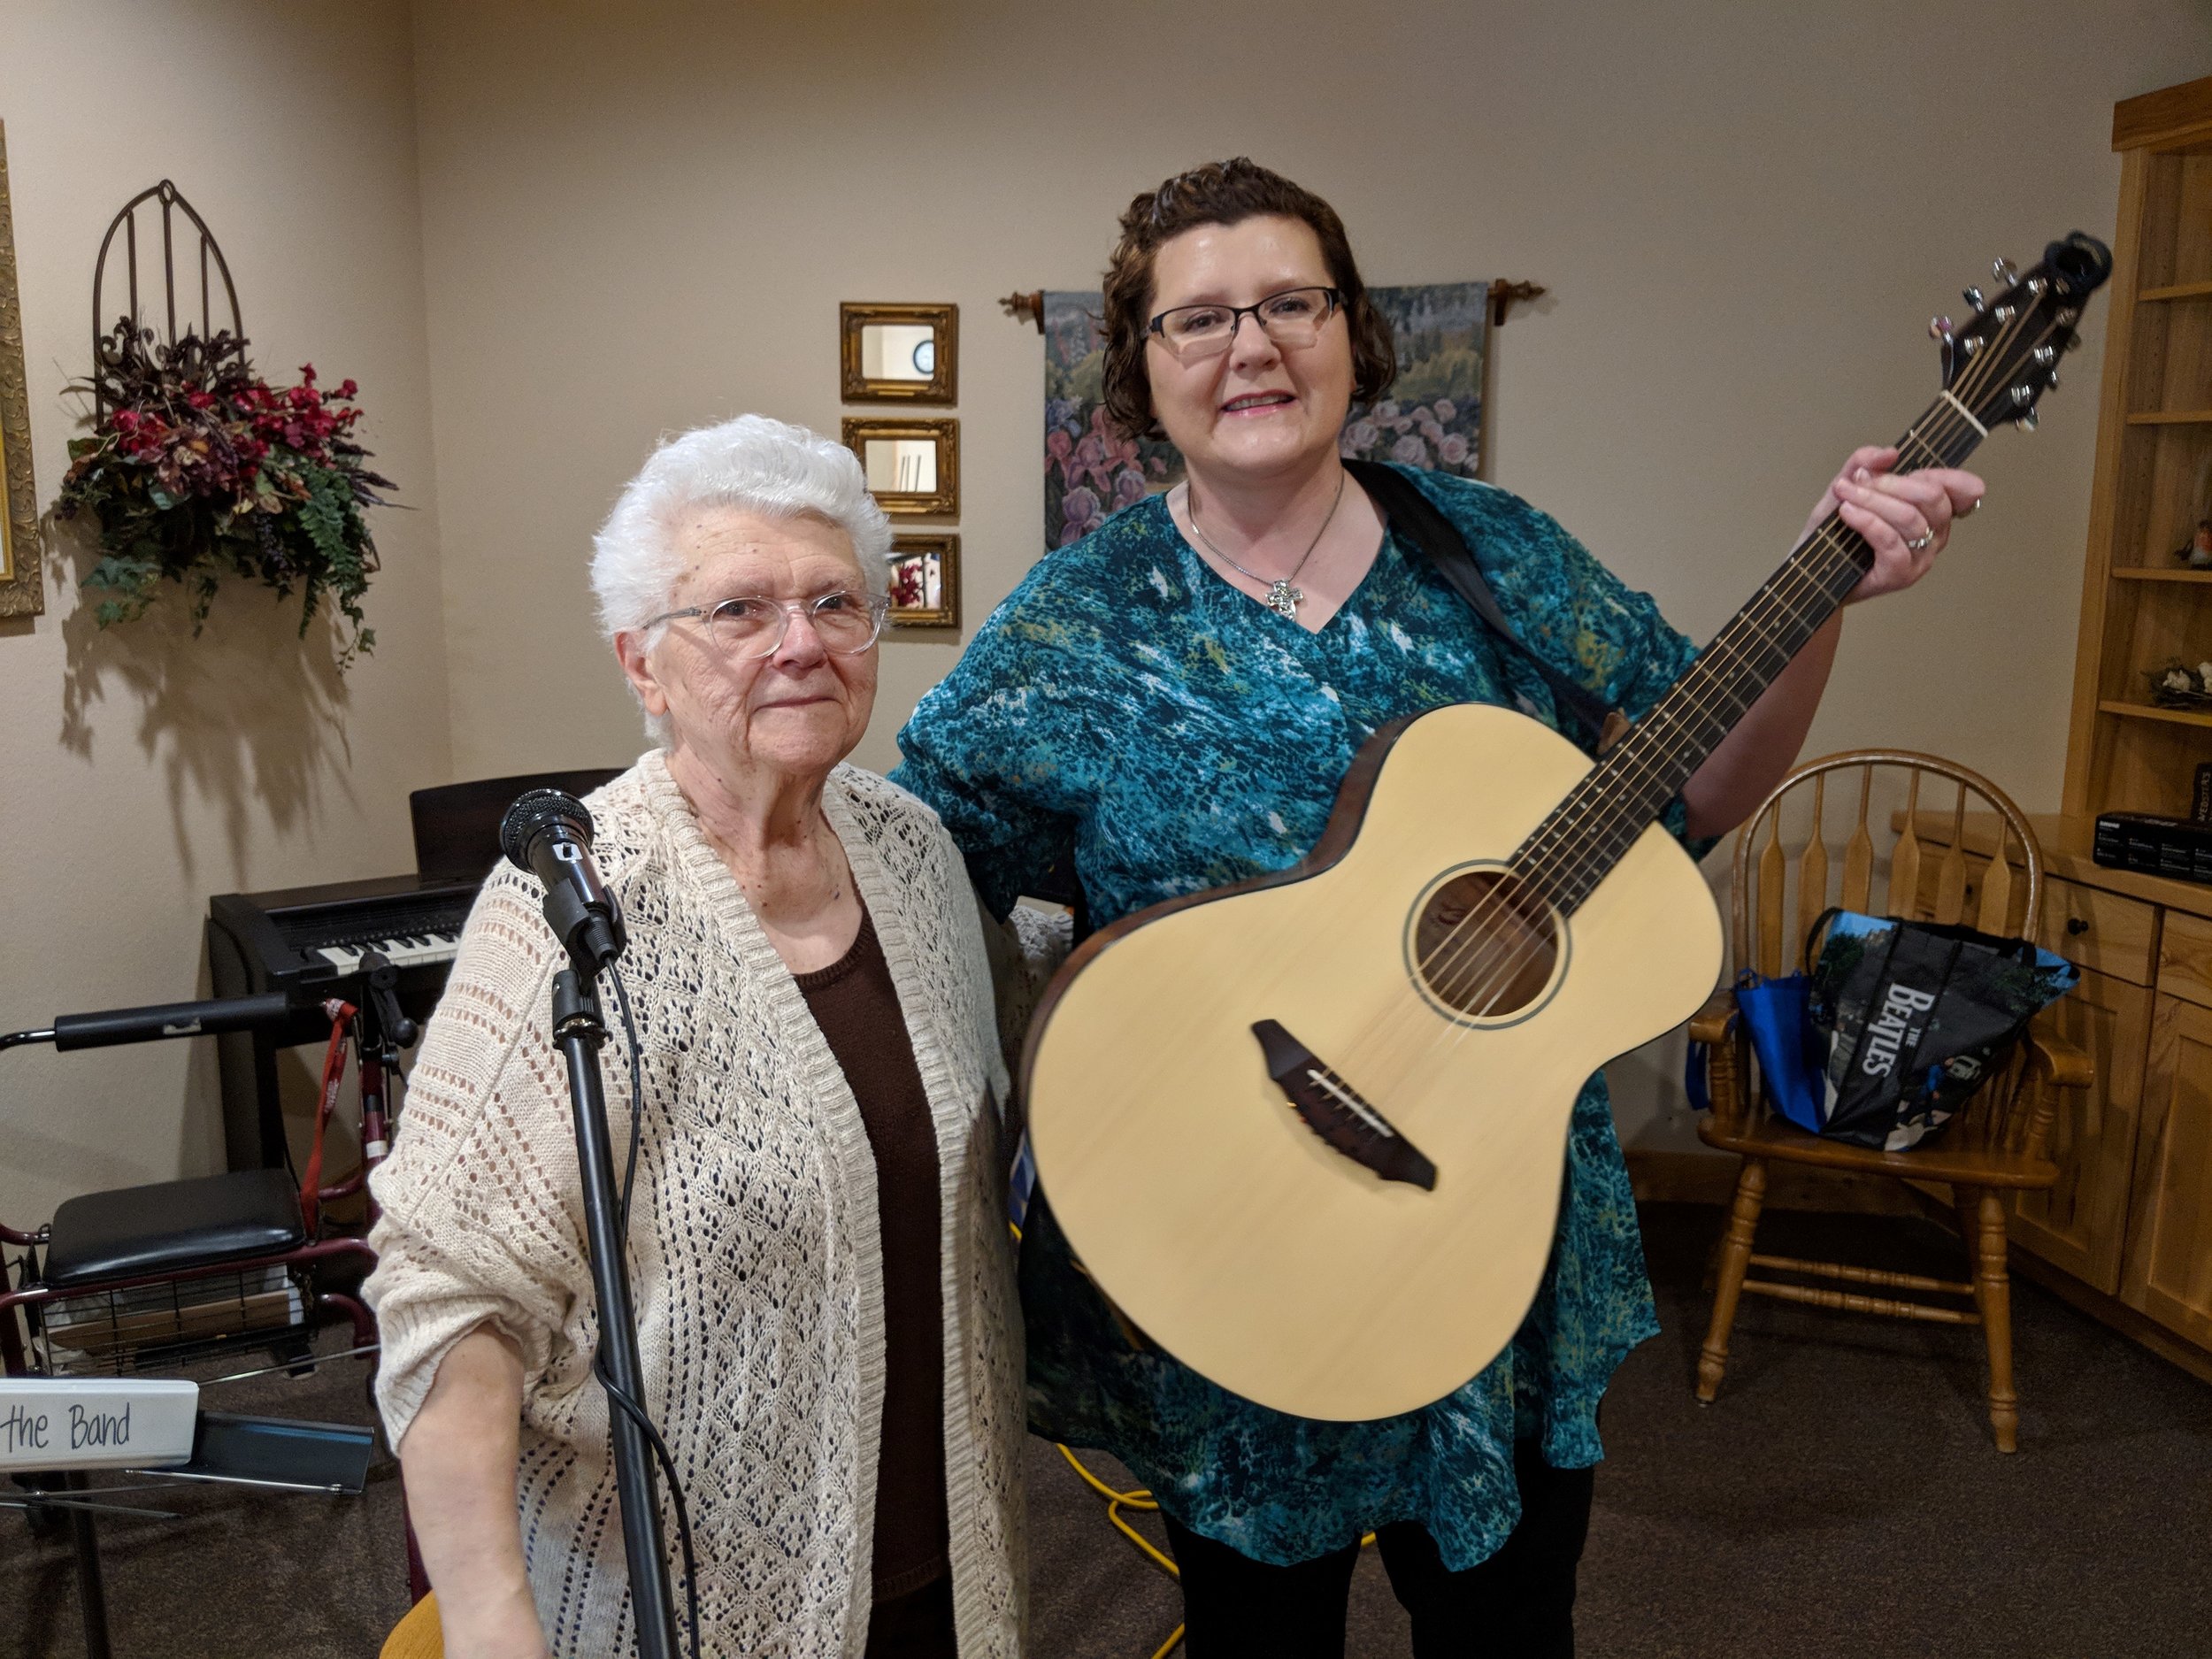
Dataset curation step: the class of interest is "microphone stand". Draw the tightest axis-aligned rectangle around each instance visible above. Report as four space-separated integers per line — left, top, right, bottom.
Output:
549 961 680 1659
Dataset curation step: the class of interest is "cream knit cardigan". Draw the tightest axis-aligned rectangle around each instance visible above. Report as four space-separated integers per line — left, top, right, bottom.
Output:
364 752 1025 1658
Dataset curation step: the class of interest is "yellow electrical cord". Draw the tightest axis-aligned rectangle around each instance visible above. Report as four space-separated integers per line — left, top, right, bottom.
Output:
1056 1443 1187 1657
1020 1231 1376 1659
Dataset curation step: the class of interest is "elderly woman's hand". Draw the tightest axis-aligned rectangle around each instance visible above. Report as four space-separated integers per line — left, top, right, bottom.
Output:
1803 444 1984 604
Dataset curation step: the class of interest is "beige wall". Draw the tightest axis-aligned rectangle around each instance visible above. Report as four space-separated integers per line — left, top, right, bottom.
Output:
411 0 2210 789
409 0 2210 1146
0 1 450 1223
4 4 2208 1227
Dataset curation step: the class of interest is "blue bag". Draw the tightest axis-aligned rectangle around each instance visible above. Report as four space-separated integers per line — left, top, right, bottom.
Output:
1733 972 1829 1135
1691 910 2079 1152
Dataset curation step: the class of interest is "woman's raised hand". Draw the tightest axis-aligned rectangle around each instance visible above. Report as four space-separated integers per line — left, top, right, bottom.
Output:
1801 444 1985 603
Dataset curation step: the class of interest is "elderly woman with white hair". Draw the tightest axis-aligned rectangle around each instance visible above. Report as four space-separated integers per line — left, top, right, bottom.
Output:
364 415 1025 1659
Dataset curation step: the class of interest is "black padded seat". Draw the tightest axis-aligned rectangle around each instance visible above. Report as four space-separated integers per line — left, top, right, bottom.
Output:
41 1169 305 1289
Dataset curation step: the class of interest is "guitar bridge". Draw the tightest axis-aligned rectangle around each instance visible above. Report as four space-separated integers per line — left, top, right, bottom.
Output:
1251 1020 1437 1190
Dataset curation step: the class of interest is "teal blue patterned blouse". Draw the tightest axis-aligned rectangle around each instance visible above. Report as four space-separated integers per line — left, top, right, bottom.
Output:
891 465 1701 1571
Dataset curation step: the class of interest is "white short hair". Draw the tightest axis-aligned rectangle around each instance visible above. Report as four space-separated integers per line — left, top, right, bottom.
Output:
591 414 893 743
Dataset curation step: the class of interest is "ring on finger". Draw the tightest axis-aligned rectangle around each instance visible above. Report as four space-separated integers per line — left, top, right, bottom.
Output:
1907 531 1934 552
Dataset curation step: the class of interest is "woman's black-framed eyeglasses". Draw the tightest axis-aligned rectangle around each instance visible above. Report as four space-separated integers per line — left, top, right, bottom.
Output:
644 590 891 659
1146 286 1341 363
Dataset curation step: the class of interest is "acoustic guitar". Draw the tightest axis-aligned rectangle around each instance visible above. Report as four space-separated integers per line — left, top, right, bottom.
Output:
1021 234 2113 1422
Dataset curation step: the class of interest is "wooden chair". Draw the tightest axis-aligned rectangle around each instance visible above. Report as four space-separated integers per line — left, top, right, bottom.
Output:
1689 750 2093 1452
379 1592 442 1659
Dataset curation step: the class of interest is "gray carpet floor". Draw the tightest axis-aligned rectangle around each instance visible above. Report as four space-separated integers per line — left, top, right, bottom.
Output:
7 1203 2208 1657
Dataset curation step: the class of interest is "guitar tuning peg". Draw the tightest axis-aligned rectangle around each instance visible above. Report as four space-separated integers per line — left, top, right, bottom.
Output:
1929 315 1954 340
2034 344 2057 365
2047 369 2060 389
2017 408 2039 431
2011 385 2033 405
2064 334 2083 351
1993 257 2018 284
1964 286 1986 311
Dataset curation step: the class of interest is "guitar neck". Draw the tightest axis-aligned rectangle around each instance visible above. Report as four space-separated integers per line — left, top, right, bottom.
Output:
1517 394 1991 914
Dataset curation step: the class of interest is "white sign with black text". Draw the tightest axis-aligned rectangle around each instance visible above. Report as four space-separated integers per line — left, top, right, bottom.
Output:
0 1378 198 1471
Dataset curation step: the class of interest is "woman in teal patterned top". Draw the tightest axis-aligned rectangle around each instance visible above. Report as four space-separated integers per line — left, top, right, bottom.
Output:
893 159 1982 1657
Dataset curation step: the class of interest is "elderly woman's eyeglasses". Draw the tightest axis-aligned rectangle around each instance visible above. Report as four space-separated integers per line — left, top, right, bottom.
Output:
1146 286 1341 363
645 590 891 658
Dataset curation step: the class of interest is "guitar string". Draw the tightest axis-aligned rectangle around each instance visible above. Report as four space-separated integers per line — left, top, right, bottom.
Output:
1328 305 2060 1083
1509 301 2049 892
1412 394 2003 1036
1377 336 2016 1039
1326 298 2058 1085
1436 299 2056 984
1326 511 1886 1079
1409 523 1919 1071
1376 441 1946 1041
1388 307 2061 1069
1328 518 1878 1081
1335 480 1927 1071
1503 304 2053 906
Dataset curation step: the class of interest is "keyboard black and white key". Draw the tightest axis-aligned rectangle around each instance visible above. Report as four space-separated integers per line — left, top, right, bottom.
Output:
313 931 461 975
206 872 481 1171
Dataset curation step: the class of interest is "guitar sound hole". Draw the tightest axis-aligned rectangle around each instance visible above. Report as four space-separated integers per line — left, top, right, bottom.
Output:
1411 871 1561 1018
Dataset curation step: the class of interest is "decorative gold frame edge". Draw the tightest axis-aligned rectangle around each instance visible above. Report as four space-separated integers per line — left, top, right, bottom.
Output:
839 301 958 406
0 121 42 617
886 532 960 631
841 416 959 518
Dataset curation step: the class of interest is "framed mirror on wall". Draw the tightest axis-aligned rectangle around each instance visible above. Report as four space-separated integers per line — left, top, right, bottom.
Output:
843 417 957 517
841 303 956 405
886 534 958 631
0 122 42 618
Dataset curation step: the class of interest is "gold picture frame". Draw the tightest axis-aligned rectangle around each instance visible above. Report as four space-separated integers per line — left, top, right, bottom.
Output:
842 417 957 518
0 122 42 618
886 534 959 631
840 302 956 405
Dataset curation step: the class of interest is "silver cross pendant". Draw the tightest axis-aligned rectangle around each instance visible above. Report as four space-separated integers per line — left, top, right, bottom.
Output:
1265 580 1303 618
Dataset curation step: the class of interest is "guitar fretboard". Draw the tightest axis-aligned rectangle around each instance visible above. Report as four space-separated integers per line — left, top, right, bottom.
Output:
1516 396 1987 914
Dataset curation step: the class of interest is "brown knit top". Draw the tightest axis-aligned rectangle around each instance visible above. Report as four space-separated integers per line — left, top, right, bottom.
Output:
795 906 949 1600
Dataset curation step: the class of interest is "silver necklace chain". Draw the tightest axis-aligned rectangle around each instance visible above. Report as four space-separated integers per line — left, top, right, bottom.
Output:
1186 468 1347 619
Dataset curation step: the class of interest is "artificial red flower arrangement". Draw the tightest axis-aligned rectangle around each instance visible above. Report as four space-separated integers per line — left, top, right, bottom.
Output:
57 319 393 668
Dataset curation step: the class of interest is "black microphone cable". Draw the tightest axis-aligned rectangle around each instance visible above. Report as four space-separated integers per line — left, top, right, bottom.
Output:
601 957 702 1659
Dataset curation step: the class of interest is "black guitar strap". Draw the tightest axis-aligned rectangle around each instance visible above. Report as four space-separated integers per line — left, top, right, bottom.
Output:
1342 457 1616 747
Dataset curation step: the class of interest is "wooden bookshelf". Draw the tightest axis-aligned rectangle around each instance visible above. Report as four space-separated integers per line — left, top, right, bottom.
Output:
2063 78 2212 829
2050 76 2212 1371
2098 699 2212 728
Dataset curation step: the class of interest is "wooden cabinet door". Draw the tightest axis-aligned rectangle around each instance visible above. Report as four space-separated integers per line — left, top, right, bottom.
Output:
2011 970 2149 1293
2120 995 2212 1347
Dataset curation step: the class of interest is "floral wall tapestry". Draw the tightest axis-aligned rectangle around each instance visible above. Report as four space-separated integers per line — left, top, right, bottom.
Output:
1041 281 1488 550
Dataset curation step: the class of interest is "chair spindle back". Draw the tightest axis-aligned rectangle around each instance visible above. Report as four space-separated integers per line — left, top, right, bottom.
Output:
1725 750 2053 1154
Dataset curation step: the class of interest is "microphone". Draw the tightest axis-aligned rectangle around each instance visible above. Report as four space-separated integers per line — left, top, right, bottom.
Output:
500 789 626 972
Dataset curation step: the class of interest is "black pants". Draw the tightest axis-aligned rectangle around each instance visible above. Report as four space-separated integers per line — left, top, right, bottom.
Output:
1163 1442 1593 1659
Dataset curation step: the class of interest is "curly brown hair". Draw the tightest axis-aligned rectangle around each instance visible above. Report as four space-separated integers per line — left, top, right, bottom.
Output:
1099 157 1396 442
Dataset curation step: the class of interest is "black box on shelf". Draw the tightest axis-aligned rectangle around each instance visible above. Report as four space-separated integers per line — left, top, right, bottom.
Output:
2093 812 2212 884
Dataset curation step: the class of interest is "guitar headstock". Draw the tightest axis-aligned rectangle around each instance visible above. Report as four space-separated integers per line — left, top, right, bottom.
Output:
1928 233 2112 434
